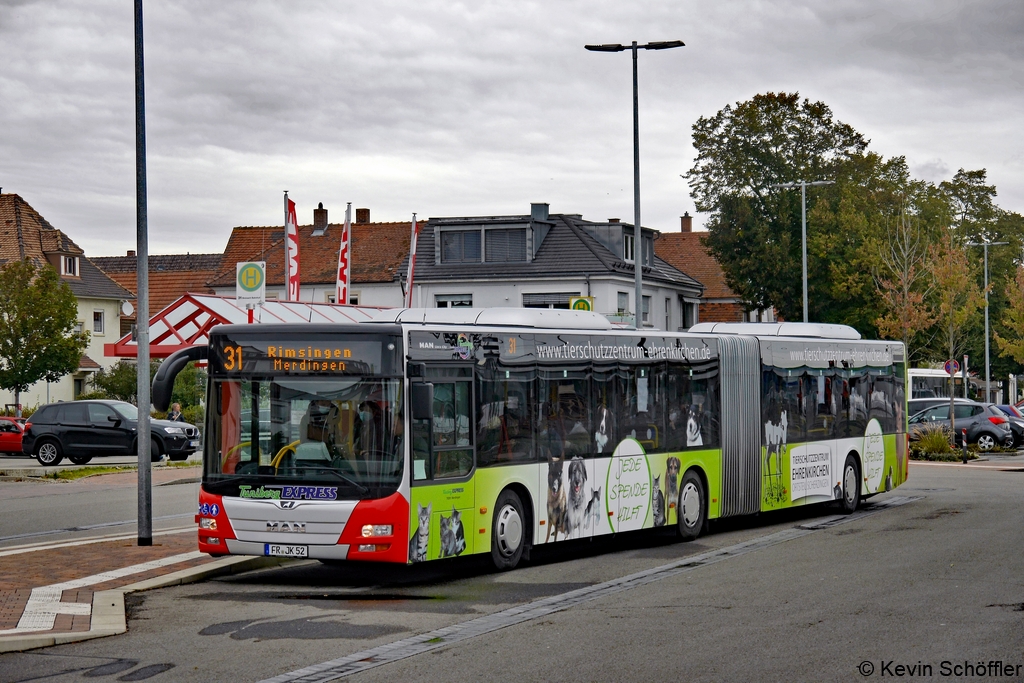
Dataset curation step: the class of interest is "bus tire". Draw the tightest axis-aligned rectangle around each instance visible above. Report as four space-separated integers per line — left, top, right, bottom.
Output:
491 489 525 570
841 455 860 514
677 470 706 541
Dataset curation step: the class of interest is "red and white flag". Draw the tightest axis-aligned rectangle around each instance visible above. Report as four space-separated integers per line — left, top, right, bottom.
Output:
284 194 300 301
335 202 352 305
405 213 421 308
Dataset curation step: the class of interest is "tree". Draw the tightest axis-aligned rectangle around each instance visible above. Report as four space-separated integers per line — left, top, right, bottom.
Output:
928 232 985 435
994 266 1024 365
873 198 937 360
0 259 89 415
687 93 870 321
91 359 160 404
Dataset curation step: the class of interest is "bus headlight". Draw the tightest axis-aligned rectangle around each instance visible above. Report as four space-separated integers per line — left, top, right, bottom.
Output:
361 524 392 537
199 518 218 530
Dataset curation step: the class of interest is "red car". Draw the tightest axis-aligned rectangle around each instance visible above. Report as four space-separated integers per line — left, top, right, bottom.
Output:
0 417 25 454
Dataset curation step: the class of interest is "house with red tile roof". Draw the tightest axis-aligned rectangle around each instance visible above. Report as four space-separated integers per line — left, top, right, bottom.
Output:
206 206 410 306
91 252 222 335
655 213 776 324
0 193 135 407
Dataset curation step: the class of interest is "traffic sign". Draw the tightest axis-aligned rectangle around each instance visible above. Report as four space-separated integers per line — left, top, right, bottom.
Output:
236 261 266 306
569 296 594 311
944 359 960 375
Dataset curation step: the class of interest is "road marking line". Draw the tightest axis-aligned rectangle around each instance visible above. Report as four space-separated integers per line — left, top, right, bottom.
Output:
0 551 204 635
259 497 920 683
0 526 195 558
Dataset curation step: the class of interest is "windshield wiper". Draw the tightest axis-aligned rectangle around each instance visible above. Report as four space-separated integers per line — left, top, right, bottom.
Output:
280 466 370 495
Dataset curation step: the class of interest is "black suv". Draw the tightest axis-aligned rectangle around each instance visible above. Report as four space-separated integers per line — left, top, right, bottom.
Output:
22 400 200 466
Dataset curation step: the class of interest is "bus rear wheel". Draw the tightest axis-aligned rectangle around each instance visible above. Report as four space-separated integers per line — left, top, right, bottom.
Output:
677 470 706 541
841 455 860 514
491 489 525 570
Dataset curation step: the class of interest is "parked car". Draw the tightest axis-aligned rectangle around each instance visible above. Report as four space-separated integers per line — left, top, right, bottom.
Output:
907 397 974 418
0 416 24 455
995 405 1024 448
908 401 1013 451
22 400 200 466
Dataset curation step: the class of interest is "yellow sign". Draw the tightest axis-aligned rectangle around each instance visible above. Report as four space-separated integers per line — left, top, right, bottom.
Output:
570 296 594 311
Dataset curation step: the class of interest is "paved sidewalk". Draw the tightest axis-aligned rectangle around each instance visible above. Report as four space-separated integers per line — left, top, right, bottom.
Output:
0 525 283 652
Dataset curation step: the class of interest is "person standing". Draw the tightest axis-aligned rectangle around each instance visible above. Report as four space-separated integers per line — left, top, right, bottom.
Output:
167 403 185 422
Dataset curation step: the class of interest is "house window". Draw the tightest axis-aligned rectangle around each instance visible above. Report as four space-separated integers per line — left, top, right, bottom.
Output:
642 296 651 325
665 297 672 331
326 293 336 304
623 234 635 262
441 230 482 263
436 294 473 308
617 292 629 315
62 256 78 276
74 321 84 335
74 378 84 398
485 228 527 262
348 293 359 305
93 310 104 335
522 292 579 309
684 301 698 329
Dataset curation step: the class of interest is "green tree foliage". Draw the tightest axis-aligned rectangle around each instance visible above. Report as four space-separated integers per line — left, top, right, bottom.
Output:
995 266 1024 365
89 358 206 409
170 361 206 409
90 359 160 404
0 259 89 414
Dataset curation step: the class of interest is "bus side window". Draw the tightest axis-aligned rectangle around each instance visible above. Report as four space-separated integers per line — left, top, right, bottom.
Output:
431 380 473 479
476 367 536 466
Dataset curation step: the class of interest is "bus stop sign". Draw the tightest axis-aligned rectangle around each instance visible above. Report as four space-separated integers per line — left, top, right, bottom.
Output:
944 359 960 375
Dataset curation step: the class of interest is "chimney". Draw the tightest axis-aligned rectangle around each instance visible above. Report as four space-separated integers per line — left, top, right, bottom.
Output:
355 207 370 224
127 249 136 257
313 202 328 235
530 203 549 221
608 218 620 223
680 212 693 232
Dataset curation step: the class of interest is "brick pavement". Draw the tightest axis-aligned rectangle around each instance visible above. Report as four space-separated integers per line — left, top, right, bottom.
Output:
0 527 212 636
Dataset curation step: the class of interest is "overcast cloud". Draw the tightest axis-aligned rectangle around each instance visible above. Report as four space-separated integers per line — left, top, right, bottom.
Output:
1 0 1022 256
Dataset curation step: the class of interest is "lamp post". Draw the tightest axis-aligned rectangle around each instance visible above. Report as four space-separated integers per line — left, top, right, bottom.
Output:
769 179 834 323
585 40 684 329
965 239 1008 402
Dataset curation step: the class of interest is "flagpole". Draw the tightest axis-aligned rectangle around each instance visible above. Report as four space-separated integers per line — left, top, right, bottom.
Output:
283 190 289 301
336 202 351 305
405 213 420 308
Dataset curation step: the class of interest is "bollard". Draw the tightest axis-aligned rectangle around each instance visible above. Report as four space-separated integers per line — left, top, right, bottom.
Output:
962 428 968 463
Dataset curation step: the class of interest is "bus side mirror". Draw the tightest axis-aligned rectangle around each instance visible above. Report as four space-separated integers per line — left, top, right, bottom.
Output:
411 383 434 421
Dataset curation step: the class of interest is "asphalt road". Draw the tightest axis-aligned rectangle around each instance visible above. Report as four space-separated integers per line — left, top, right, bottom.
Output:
2 463 1023 682
0 464 200 548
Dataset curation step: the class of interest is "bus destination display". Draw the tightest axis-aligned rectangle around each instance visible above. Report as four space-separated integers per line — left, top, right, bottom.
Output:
213 339 383 376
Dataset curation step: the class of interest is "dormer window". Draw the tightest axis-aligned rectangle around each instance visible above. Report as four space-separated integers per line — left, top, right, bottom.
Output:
623 234 635 262
62 255 79 276
441 230 481 263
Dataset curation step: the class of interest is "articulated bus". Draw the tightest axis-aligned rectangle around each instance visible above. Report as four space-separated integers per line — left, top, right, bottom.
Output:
153 309 908 570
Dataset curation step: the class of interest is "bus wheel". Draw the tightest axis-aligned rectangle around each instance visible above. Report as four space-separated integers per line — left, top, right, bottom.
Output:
491 489 525 570
677 470 705 541
841 455 860 514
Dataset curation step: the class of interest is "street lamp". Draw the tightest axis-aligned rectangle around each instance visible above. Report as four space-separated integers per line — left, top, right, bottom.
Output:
585 40 684 329
770 179 834 323
965 238 1008 402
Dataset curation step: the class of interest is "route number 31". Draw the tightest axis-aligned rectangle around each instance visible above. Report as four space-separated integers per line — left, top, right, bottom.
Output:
223 345 243 370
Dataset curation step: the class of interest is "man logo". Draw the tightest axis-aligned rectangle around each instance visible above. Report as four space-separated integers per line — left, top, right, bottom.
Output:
278 500 298 509
266 521 306 533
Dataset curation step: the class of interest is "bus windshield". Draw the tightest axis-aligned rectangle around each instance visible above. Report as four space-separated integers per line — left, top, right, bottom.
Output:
205 376 403 498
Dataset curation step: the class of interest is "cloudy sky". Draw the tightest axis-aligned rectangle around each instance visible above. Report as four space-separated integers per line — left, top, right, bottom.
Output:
1 0 1022 257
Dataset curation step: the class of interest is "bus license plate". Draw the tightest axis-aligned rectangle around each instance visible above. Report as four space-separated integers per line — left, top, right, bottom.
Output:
264 543 308 558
